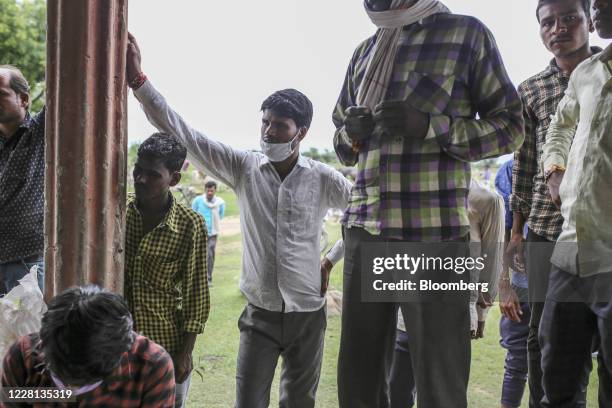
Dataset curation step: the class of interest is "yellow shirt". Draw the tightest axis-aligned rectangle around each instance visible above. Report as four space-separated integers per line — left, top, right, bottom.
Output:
125 194 209 355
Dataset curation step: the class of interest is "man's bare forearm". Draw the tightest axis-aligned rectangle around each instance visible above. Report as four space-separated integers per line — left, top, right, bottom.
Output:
179 332 198 357
511 211 526 238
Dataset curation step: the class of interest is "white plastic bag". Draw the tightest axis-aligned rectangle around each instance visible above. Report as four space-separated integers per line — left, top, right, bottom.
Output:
0 265 47 360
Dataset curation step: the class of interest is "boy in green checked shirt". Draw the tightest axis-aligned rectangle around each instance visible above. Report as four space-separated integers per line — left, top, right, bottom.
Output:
124 133 209 408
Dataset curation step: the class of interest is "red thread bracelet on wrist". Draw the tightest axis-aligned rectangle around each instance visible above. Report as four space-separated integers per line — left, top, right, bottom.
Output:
129 72 147 90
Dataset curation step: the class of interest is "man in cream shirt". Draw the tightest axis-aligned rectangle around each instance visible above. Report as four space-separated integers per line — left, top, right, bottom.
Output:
541 0 612 404
126 34 351 408
387 179 504 407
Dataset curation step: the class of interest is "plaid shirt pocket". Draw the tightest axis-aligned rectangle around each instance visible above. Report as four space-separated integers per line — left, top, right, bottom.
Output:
143 256 181 290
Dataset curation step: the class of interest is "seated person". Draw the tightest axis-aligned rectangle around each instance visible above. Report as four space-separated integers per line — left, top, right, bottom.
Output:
1 285 175 407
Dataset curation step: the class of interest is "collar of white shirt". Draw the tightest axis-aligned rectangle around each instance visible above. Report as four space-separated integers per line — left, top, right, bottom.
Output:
259 154 312 170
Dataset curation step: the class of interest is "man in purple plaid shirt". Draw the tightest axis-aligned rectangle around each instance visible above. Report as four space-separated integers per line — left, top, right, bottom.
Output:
333 0 524 406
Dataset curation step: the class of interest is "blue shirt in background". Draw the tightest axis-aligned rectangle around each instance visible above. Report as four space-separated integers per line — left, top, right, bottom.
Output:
192 195 225 236
495 159 528 289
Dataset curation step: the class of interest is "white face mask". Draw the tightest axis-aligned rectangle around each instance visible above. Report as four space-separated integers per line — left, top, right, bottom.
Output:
260 131 300 162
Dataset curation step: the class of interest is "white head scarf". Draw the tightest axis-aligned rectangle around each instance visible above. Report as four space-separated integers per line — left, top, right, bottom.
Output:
356 0 450 109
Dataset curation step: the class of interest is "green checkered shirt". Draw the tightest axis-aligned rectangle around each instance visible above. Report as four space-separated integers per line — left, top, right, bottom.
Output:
125 194 209 356
333 13 524 241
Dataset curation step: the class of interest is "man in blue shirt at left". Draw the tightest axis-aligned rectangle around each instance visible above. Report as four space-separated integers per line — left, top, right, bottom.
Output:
192 180 225 285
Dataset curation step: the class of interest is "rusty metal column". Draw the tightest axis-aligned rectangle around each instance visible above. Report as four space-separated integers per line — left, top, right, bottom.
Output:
45 0 128 300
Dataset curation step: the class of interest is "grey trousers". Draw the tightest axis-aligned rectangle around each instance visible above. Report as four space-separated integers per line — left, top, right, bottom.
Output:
207 234 218 282
175 372 192 408
337 227 471 408
235 303 326 408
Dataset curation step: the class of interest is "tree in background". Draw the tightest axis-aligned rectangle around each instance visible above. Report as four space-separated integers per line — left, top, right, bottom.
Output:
0 0 46 112
303 147 340 166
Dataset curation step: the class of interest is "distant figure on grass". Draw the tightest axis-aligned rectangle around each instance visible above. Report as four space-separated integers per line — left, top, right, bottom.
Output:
125 133 209 408
126 33 351 408
1 286 175 407
192 180 225 285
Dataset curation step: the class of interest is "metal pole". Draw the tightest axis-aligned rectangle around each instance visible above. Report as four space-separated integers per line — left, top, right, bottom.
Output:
45 0 128 300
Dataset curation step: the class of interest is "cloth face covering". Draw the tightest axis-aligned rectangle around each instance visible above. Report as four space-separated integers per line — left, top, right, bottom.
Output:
358 0 450 109
260 131 300 162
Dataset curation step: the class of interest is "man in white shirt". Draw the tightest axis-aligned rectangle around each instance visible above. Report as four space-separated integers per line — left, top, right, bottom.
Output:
541 0 612 405
126 34 351 408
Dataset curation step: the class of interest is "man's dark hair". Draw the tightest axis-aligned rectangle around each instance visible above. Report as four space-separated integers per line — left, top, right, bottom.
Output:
536 0 592 22
205 180 217 189
260 89 313 129
0 65 30 107
137 132 187 172
40 285 135 385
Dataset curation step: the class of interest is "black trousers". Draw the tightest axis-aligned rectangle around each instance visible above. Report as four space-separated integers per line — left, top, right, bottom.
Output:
388 328 416 408
337 227 470 408
526 229 555 407
539 267 612 407
525 230 591 407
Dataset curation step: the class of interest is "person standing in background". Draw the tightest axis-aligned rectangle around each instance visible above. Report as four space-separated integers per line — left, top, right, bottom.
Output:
192 180 226 285
496 158 531 408
387 178 505 408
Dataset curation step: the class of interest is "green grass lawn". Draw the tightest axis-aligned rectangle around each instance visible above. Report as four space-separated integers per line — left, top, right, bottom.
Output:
186 221 600 407
216 189 239 218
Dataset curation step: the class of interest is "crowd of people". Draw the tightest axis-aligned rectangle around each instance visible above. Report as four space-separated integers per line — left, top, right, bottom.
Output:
1 0 611 407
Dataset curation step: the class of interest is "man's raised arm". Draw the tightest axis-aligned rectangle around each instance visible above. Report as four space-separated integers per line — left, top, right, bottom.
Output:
126 33 246 190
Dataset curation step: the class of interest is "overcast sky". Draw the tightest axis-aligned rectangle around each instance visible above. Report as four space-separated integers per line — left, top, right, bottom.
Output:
127 0 607 150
